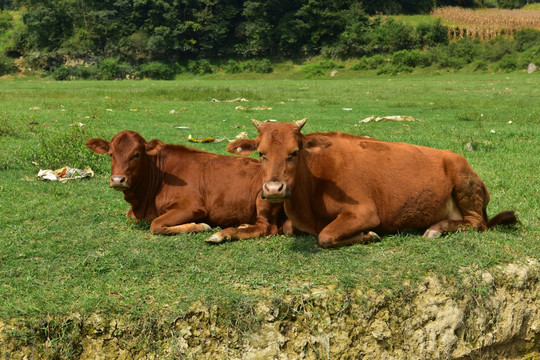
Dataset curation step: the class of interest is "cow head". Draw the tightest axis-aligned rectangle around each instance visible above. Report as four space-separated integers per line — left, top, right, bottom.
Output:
227 119 331 202
85 130 165 191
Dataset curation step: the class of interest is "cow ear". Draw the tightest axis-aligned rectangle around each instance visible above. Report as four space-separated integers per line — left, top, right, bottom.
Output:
146 139 165 155
85 138 110 155
227 139 258 156
303 135 332 153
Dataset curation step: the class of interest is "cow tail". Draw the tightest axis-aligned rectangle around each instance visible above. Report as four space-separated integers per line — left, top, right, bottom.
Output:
486 210 519 229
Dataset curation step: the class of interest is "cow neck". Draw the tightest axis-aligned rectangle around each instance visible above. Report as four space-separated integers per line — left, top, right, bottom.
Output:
123 153 164 221
286 152 315 216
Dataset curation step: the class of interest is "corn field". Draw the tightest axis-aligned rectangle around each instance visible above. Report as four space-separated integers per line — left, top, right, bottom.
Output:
432 6 540 40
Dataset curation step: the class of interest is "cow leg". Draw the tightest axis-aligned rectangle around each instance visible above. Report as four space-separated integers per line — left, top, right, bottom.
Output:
206 196 282 244
150 208 211 235
317 208 381 249
423 171 489 238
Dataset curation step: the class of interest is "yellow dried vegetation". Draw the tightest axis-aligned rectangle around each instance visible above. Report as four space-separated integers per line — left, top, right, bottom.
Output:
432 6 540 40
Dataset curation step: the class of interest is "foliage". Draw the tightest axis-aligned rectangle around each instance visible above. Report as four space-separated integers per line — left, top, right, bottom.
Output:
31 126 104 170
302 59 344 76
138 62 176 80
0 53 15 74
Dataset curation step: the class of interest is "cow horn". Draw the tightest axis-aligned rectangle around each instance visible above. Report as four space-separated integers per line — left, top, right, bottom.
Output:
295 118 307 129
251 119 263 130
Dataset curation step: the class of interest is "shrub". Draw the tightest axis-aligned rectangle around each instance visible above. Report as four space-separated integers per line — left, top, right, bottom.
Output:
249 58 272 73
0 55 17 75
484 36 516 62
302 59 344 76
497 0 527 9
51 65 71 80
187 59 213 75
472 60 489 72
416 19 449 47
514 29 540 52
72 65 99 79
223 59 242 74
98 58 120 80
139 62 175 80
376 63 413 75
447 38 483 64
392 49 431 68
496 54 518 71
368 18 417 53
0 10 12 34
518 45 540 68
32 127 106 172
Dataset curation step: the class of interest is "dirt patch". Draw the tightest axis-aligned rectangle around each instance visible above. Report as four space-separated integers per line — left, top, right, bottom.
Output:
1 261 539 359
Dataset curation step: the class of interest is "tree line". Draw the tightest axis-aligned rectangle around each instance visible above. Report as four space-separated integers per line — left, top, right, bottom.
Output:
0 0 533 77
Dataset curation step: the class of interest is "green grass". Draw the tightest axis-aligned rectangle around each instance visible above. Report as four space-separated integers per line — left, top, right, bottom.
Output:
0 73 539 345
523 3 540 10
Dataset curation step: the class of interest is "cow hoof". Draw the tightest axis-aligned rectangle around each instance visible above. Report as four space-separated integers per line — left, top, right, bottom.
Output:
205 234 224 244
368 231 381 242
201 223 212 232
423 229 442 239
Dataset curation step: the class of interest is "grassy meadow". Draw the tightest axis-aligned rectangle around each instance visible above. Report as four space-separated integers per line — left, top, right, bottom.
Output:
0 73 539 351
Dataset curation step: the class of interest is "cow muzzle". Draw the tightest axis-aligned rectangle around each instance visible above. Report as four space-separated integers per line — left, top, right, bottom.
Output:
110 175 129 190
262 181 290 202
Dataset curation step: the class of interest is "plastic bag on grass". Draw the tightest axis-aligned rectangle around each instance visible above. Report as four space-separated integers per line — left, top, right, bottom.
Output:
38 167 94 182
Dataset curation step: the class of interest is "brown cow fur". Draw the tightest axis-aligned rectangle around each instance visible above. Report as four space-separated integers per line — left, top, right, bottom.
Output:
86 130 285 242
227 120 517 248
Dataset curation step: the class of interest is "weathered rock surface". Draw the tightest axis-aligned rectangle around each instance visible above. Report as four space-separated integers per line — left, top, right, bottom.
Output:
1 261 538 359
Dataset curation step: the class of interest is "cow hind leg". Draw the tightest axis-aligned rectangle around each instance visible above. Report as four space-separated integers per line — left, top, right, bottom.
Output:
423 172 489 238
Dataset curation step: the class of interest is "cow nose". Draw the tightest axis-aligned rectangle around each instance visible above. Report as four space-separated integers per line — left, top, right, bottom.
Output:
110 175 128 190
262 181 289 202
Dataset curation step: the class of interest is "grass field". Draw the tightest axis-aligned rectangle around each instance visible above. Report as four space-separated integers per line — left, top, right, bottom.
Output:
0 73 539 353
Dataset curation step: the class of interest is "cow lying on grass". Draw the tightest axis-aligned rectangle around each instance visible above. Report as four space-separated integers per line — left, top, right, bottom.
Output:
227 119 517 248
86 130 285 242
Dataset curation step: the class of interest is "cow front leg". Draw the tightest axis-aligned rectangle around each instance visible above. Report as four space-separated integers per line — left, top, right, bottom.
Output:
205 223 270 244
150 208 211 235
317 208 381 249
205 196 283 244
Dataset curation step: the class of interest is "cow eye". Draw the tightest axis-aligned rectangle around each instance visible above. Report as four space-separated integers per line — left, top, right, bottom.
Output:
132 153 140 160
258 151 265 160
288 150 298 159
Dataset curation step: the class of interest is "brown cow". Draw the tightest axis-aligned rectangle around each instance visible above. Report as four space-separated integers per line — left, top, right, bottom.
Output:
85 130 285 242
227 119 517 248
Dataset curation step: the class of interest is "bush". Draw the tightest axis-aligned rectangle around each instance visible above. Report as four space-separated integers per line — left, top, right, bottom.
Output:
377 63 413 75
416 19 449 47
139 62 175 80
187 59 213 75
368 18 417 53
518 45 540 68
392 49 431 68
351 54 388 71
0 10 12 34
0 55 17 75
472 60 488 72
484 36 516 62
302 59 344 76
496 54 518 71
514 29 540 52
32 127 105 171
497 0 527 9
51 65 71 80
72 65 99 79
223 59 242 74
245 58 272 73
